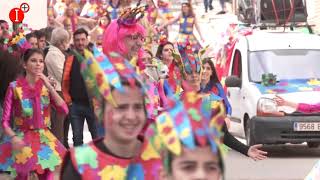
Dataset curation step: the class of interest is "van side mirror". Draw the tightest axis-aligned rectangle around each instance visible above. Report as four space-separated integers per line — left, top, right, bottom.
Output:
225 76 241 88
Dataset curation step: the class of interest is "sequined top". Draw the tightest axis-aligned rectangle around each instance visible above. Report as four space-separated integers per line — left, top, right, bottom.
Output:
1 77 68 130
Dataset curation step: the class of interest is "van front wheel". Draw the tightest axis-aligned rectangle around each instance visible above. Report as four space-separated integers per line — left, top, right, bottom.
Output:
245 118 256 146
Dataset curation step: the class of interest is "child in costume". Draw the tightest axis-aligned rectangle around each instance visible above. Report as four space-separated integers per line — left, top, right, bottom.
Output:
60 46 161 179
145 90 226 180
157 0 174 21
0 48 68 179
89 10 111 51
61 6 162 179
159 1 204 52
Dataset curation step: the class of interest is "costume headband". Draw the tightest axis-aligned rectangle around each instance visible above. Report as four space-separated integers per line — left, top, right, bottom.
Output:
77 47 151 121
117 5 148 27
145 90 226 171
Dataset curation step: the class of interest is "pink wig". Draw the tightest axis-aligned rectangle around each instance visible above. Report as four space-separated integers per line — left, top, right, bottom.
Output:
102 20 146 57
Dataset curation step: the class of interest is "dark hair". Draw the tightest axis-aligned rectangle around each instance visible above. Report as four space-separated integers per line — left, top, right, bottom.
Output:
181 2 195 17
202 58 220 84
23 48 44 63
99 13 111 27
73 28 88 38
144 49 153 58
26 32 37 41
0 20 7 24
166 146 225 178
34 30 46 39
155 41 174 59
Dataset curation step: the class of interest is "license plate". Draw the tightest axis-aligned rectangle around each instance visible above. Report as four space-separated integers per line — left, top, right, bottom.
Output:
294 122 320 131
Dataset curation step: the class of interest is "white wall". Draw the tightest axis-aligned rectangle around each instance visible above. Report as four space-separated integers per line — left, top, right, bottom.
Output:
0 0 47 31
306 0 320 34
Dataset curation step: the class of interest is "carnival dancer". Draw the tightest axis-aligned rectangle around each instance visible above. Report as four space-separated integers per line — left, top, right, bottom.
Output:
159 1 204 52
146 90 226 180
60 47 161 180
140 0 160 51
201 58 232 128
0 48 68 179
56 6 96 34
154 38 185 97
89 11 111 51
177 43 268 161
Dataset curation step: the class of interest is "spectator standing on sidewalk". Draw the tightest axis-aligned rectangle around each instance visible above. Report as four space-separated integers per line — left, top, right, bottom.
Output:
45 27 70 144
62 28 98 147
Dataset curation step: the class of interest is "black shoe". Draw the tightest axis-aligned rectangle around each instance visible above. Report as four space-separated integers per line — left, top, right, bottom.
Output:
216 10 226 15
209 5 214 10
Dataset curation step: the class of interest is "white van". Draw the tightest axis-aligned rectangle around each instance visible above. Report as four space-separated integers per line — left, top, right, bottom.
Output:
225 31 320 147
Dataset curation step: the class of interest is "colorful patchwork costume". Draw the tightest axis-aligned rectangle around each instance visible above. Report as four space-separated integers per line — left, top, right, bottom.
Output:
68 138 161 180
0 77 68 177
177 15 202 52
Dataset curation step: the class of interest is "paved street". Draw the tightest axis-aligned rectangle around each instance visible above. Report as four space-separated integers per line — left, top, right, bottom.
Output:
225 144 319 180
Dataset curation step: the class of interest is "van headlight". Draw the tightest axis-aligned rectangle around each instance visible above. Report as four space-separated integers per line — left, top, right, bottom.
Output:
257 97 280 116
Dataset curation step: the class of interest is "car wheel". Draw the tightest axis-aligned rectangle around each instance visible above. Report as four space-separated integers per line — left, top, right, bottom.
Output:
307 142 320 148
245 118 256 146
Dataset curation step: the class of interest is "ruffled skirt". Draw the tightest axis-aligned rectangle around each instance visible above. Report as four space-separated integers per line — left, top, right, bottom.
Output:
177 33 202 52
0 128 66 177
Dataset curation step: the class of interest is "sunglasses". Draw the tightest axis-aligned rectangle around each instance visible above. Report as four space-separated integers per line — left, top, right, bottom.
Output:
127 34 145 42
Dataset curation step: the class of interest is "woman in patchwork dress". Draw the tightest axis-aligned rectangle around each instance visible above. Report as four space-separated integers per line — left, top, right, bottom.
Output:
159 1 204 52
0 48 68 179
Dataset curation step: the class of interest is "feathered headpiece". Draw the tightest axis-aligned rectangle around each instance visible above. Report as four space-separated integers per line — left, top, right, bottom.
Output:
76 47 151 121
1 24 32 54
158 33 168 45
117 5 148 27
145 90 226 172
178 42 201 74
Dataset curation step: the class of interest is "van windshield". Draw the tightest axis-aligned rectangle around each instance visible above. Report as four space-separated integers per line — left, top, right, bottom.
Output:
249 49 320 82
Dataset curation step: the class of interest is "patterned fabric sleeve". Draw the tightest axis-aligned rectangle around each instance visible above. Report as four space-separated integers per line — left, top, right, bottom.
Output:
49 92 69 115
1 83 14 129
216 83 232 115
297 103 320 113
